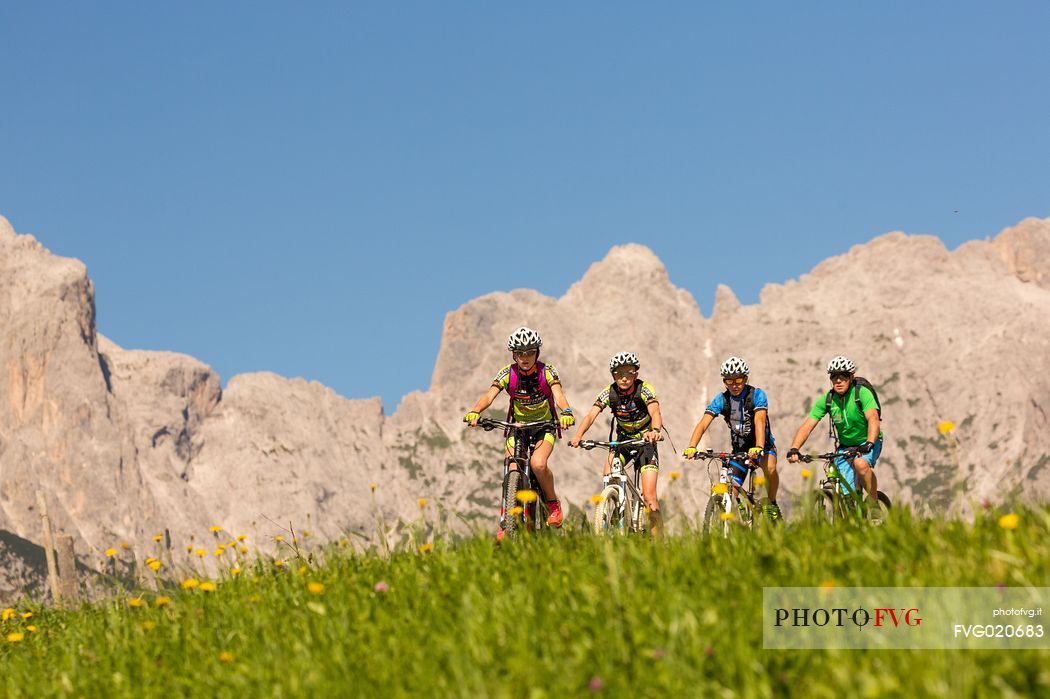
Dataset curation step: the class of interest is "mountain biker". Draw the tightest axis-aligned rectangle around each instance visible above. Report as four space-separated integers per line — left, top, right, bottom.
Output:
463 327 575 535
683 356 781 521
786 355 884 519
569 352 664 535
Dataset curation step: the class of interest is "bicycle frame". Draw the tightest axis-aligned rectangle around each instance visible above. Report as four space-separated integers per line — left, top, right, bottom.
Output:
476 418 557 534
579 438 648 534
800 448 888 523
695 450 759 536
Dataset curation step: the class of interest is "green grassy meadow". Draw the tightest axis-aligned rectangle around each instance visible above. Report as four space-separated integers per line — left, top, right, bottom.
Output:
1 507 1048 698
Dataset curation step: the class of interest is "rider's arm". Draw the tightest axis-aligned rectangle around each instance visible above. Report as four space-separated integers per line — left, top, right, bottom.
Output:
646 402 664 441
753 409 767 451
570 405 603 444
688 413 715 449
551 382 571 412
864 409 880 444
790 417 820 451
471 385 501 414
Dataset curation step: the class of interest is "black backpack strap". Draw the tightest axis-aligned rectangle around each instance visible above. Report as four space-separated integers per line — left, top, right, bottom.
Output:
825 389 837 444
608 383 617 441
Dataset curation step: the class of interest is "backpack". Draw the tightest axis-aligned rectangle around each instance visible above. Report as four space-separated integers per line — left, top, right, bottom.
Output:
606 379 650 439
506 362 560 437
825 377 882 443
718 385 771 443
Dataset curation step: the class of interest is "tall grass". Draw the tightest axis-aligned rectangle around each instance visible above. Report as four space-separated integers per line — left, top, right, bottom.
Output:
1 507 1048 697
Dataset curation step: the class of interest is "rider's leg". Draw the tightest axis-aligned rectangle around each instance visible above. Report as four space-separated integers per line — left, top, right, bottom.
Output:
531 436 564 526
641 468 661 535
530 438 557 500
852 457 877 501
761 453 779 503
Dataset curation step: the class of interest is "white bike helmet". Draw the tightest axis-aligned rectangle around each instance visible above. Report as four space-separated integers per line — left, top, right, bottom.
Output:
719 356 749 377
609 351 640 373
827 355 857 374
507 326 542 352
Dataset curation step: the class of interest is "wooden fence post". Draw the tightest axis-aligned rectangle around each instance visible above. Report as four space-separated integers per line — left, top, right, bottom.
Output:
56 536 79 607
35 490 62 606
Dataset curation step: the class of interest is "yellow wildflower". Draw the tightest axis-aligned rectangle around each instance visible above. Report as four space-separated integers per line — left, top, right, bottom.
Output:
419 543 434 554
195 548 206 558
214 548 224 557
307 582 325 595
711 484 728 496
147 560 162 572
236 535 247 542
801 469 813 480
275 535 284 542
152 534 164 542
819 579 837 591
515 490 538 504
186 545 194 553
298 565 308 576
210 525 223 533
589 494 603 504
719 512 735 522
275 560 284 568
127 598 145 608
25 625 37 633
200 582 216 593
154 597 171 607
302 530 311 538
508 506 524 516
230 567 242 576
417 498 428 508
669 471 681 482
218 651 235 664
181 578 200 590
370 482 377 492
142 620 157 631
105 548 117 557
754 475 766 487
20 612 32 619
998 513 1020 530
239 546 249 554
2 609 15 621
7 632 24 643
120 542 131 550
938 421 956 435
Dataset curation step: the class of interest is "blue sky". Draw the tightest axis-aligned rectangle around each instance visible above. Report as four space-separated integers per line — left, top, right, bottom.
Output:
2 2 1048 411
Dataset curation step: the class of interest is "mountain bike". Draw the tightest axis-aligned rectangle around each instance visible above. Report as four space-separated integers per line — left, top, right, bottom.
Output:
692 449 762 538
797 447 892 524
476 418 558 539
575 438 650 536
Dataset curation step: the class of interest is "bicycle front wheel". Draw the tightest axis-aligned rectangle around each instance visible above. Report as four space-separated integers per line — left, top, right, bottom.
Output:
814 487 839 524
503 470 525 539
593 485 623 536
702 494 726 537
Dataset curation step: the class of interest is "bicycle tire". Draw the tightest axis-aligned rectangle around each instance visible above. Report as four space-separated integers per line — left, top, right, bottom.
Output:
815 487 839 524
503 470 525 539
702 494 725 536
593 485 623 536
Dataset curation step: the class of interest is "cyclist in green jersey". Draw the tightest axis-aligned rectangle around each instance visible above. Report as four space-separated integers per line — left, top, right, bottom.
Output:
464 326 575 530
569 352 664 535
787 355 884 513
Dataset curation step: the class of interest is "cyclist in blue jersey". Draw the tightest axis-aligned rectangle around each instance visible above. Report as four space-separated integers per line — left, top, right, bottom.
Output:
683 356 781 521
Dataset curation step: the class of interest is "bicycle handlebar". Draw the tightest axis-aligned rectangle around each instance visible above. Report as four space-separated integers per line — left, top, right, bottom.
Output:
575 438 648 451
475 417 558 432
797 447 862 463
688 449 754 462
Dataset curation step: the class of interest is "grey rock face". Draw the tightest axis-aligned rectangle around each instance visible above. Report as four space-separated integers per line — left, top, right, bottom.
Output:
1 212 1048 582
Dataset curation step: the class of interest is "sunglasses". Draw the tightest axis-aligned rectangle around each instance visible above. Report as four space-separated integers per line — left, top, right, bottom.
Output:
512 350 538 359
612 369 638 379
830 373 852 383
723 377 746 386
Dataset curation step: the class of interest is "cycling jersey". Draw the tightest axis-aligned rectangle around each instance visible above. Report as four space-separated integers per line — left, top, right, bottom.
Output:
492 364 561 423
808 384 884 447
594 380 658 437
705 386 776 453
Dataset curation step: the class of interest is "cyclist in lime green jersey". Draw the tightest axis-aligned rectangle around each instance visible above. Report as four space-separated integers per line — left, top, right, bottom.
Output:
787 356 884 512
464 326 575 530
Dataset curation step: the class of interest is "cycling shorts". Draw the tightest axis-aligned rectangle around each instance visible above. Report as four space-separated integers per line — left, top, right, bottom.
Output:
505 426 556 453
833 438 883 494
